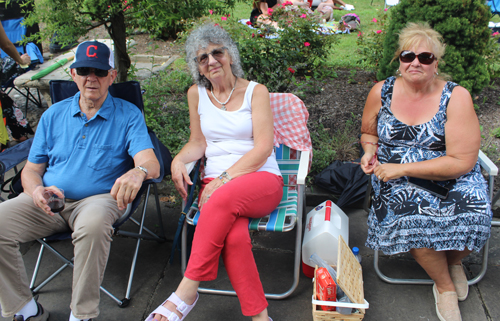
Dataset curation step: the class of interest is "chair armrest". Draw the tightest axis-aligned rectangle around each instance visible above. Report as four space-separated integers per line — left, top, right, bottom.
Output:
479 150 498 176
185 161 196 175
297 150 310 185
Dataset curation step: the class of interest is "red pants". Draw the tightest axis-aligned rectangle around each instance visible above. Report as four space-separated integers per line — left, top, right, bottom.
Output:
184 171 283 316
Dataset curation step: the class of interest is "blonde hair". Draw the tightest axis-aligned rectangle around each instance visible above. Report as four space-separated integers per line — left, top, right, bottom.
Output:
392 22 446 63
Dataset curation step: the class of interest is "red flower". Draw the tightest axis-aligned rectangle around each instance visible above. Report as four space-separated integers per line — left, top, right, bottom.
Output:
214 23 219 26
300 14 307 18
221 16 227 21
246 21 252 25
304 42 310 47
357 31 362 37
260 34 265 38
288 67 295 74
277 40 280 44
376 30 382 34
209 9 213 15
252 33 255 38
268 8 273 15
228 13 230 17
493 31 500 36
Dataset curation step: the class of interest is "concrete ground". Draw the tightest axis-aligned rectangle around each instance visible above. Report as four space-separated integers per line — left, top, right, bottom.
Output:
0 185 499 321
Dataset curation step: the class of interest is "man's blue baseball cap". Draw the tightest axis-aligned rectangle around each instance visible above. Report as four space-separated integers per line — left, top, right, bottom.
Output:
70 41 114 70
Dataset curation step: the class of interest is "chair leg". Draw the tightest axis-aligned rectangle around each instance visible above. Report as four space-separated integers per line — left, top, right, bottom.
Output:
119 184 165 307
373 240 490 286
123 186 151 306
30 239 132 307
31 239 74 294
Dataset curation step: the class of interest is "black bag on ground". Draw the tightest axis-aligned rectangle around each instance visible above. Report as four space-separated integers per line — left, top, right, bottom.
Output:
314 159 368 208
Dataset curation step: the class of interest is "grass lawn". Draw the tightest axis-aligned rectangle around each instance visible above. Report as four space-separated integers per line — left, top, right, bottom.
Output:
231 0 391 70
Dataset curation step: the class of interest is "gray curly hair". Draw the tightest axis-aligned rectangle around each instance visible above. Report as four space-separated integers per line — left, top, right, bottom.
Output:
185 23 244 89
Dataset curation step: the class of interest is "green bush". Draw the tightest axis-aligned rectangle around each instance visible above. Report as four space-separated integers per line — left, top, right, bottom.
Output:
356 9 389 72
128 0 240 39
485 33 500 81
377 0 492 94
142 65 192 156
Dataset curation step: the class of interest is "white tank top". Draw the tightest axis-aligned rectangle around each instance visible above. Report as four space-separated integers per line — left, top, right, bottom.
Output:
198 81 281 178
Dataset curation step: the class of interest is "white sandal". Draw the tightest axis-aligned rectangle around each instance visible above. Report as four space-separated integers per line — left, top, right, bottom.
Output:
145 292 199 321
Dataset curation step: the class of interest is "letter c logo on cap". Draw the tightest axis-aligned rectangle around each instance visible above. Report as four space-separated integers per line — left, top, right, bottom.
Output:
86 45 98 58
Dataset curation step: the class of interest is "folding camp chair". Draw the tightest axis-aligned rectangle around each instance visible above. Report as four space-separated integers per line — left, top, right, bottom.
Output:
28 80 172 307
1 17 44 113
0 137 33 201
365 150 500 285
180 93 312 299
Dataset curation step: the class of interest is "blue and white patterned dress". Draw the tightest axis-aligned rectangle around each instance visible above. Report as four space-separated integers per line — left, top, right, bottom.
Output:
365 76 493 255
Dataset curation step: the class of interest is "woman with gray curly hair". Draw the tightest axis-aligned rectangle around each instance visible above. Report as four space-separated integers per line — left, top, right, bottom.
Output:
146 23 282 321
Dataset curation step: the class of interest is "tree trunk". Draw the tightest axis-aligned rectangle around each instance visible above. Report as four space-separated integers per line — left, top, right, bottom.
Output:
107 10 130 82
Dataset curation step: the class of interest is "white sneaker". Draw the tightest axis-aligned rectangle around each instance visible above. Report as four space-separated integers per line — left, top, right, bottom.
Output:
344 4 355 10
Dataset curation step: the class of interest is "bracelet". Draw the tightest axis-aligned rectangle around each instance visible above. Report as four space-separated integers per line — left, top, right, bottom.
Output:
218 171 232 184
135 166 148 177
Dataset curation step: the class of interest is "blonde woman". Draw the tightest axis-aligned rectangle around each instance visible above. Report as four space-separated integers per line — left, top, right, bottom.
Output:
360 22 492 321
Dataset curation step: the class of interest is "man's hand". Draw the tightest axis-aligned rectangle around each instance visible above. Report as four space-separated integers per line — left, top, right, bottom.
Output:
32 185 63 216
110 168 146 210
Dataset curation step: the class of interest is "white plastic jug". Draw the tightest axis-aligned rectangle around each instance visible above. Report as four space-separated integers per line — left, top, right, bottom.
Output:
302 200 349 278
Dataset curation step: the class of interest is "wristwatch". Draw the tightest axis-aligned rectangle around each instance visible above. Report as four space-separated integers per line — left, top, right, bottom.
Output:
135 166 148 177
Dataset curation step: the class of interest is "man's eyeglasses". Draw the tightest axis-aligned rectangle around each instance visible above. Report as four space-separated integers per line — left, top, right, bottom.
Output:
194 47 227 66
399 51 436 65
76 67 109 77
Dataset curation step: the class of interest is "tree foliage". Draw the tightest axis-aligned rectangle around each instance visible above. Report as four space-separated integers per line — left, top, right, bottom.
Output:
377 0 492 94
21 0 240 82
128 0 239 40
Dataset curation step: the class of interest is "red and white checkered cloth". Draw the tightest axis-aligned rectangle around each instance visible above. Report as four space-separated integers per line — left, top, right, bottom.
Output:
270 92 313 154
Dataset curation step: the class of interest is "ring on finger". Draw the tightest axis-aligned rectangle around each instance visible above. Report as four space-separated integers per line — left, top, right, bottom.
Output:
378 175 382 180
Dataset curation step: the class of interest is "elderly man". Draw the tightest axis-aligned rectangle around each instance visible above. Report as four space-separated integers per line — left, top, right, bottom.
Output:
0 41 160 321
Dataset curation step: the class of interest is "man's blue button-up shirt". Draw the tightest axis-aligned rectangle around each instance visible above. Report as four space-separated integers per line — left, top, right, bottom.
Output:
29 92 153 200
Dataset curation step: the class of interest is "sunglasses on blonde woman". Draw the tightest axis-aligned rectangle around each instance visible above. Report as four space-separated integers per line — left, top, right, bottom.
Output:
399 51 436 65
195 47 227 66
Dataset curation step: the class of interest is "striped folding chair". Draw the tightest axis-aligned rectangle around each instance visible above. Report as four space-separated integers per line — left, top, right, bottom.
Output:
180 93 312 299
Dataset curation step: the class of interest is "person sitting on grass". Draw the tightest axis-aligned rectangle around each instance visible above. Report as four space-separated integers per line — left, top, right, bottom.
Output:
316 0 354 22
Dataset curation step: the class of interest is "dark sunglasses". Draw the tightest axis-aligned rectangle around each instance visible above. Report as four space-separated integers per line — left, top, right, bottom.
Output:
194 47 227 66
76 67 109 77
399 51 436 65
